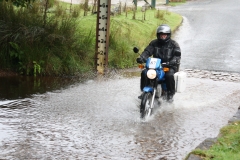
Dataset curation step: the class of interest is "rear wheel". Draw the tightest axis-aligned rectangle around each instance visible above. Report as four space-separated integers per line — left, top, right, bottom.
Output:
140 92 153 119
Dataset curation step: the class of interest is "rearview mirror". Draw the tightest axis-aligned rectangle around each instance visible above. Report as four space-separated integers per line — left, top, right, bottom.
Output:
133 47 139 53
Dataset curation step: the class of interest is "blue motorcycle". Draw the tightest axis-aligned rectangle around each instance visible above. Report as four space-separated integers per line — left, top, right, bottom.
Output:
133 47 170 119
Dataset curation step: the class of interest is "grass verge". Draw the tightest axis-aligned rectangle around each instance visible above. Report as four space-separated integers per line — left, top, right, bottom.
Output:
186 121 240 160
0 1 183 75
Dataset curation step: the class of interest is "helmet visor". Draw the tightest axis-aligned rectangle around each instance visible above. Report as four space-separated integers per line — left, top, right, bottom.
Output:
159 33 168 40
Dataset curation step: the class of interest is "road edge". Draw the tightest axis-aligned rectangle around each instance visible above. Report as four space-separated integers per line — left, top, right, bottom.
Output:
185 106 240 160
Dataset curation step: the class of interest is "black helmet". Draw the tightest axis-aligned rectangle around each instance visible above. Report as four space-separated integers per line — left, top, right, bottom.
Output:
156 24 171 43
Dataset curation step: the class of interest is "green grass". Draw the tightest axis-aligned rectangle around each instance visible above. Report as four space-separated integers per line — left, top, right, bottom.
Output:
187 121 240 160
78 8 182 68
0 0 182 75
168 0 187 6
79 8 182 40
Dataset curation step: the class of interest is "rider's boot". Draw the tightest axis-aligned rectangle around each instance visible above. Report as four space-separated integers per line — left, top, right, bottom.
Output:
138 93 144 99
167 92 174 103
155 89 160 99
162 90 167 100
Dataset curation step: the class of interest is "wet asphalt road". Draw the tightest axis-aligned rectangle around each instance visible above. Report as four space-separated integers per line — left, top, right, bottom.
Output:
171 0 240 73
1 0 240 159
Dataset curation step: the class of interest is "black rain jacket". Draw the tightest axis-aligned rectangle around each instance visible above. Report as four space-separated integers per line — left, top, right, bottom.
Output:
140 39 181 72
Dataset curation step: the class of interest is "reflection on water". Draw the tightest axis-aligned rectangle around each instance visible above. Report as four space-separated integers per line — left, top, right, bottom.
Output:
0 68 129 101
0 75 95 100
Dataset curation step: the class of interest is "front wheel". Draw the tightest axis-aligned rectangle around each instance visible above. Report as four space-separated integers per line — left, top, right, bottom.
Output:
140 92 153 119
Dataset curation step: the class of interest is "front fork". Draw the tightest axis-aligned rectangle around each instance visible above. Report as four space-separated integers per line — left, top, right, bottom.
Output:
150 88 157 108
147 79 158 116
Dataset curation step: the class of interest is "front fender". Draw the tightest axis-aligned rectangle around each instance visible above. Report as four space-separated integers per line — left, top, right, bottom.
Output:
143 86 154 92
156 69 165 80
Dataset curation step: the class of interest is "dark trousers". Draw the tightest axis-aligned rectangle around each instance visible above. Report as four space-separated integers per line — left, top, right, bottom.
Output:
140 68 176 95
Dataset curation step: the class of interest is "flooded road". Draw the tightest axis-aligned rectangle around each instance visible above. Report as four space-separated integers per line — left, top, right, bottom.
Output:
1 71 240 159
1 0 240 159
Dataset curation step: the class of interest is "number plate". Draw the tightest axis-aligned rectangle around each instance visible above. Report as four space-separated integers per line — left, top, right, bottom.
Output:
148 58 161 69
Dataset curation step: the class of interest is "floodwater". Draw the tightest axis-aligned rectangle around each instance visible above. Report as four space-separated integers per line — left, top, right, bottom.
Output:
1 0 240 159
1 70 240 159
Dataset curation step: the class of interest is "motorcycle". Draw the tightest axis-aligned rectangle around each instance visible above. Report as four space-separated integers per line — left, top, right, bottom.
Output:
133 47 170 119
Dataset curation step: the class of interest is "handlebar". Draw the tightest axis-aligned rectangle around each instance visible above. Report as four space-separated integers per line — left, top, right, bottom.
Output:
161 63 173 68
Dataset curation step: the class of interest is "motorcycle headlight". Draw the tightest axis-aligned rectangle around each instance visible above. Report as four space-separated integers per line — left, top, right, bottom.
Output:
147 69 157 79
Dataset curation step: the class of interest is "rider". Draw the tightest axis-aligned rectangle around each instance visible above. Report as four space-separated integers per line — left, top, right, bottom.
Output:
136 24 181 102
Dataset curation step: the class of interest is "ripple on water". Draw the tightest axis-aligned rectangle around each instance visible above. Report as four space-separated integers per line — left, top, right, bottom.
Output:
1 77 240 159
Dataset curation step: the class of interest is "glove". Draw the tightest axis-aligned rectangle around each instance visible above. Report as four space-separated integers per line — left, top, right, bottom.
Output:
169 59 178 65
136 57 144 63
